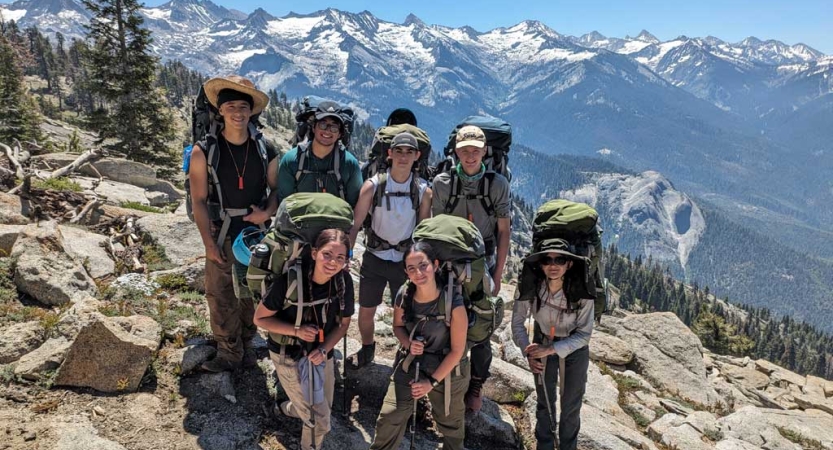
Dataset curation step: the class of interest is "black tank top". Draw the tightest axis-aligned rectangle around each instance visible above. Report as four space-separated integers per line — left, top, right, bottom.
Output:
215 134 266 240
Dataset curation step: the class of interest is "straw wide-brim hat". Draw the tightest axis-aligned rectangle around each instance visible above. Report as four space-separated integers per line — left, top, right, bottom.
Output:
203 75 269 115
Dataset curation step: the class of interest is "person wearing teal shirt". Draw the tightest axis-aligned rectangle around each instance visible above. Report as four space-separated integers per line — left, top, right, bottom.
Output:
277 101 362 207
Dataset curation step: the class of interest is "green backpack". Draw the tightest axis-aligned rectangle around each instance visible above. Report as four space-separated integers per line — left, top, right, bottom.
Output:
411 214 504 345
362 123 433 181
246 192 353 346
518 199 606 319
246 192 353 299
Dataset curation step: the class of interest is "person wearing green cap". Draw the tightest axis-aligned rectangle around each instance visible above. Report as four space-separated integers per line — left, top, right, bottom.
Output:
510 238 594 450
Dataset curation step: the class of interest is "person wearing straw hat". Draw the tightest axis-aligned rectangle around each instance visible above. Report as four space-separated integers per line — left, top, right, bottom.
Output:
510 238 594 450
189 75 279 372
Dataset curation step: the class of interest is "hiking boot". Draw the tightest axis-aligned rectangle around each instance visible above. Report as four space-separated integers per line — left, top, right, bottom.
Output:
200 356 240 373
242 347 259 368
353 342 376 368
465 377 484 412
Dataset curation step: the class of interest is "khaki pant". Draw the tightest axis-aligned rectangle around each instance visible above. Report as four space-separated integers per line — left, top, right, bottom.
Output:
370 359 470 450
271 351 335 450
204 238 256 363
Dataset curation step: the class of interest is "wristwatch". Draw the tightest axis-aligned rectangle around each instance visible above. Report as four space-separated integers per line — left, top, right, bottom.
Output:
318 346 327 357
427 375 440 388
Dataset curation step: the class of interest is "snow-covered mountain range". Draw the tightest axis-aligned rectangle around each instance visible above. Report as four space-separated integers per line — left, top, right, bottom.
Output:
3 0 833 258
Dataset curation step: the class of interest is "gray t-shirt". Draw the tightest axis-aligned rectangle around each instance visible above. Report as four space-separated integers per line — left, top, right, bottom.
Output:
431 170 510 248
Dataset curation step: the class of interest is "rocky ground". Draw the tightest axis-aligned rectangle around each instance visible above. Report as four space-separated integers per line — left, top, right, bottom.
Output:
2 154 833 449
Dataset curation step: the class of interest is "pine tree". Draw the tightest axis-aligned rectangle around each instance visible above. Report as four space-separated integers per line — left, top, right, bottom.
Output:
0 33 41 144
81 0 176 171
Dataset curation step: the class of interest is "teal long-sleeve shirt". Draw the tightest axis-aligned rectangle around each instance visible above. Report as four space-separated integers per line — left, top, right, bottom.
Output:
276 144 363 207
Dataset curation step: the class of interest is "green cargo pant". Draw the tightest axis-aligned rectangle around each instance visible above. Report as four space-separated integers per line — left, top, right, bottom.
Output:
370 359 470 450
204 237 256 363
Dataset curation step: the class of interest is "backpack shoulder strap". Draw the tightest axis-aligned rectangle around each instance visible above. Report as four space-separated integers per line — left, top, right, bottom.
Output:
333 145 345 200
372 172 387 211
294 142 309 182
479 172 495 217
409 172 421 211
444 171 462 214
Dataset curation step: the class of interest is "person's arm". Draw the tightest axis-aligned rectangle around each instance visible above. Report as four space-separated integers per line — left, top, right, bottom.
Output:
417 186 433 223
430 176 447 217
243 157 280 225
492 217 511 295
511 298 532 351
349 180 375 246
188 144 224 264
344 153 364 208
411 305 468 399
392 299 413 350
276 149 297 203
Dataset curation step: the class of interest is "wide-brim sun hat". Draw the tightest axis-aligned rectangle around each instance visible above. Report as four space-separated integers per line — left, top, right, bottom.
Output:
524 238 586 265
204 75 269 115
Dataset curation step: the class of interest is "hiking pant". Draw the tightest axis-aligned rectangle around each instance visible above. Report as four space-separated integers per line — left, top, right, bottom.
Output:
470 254 498 381
205 237 256 363
534 345 589 450
370 360 470 450
271 351 336 450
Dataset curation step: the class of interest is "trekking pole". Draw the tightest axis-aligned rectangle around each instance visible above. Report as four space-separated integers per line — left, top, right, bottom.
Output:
308 353 317 450
539 355 558 445
409 336 424 450
342 334 349 419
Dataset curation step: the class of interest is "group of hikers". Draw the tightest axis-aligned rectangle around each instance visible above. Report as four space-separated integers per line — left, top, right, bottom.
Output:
186 75 604 450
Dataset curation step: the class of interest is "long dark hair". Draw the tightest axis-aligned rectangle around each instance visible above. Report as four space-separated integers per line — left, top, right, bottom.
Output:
309 229 350 313
399 242 444 311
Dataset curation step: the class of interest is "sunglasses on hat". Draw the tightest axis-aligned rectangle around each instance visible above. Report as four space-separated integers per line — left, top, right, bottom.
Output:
540 256 570 266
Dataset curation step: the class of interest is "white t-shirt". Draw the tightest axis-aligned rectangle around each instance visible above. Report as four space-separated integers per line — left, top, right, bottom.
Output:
369 170 428 262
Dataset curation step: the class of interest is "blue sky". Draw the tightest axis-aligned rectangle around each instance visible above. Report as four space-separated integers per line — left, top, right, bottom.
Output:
143 0 832 53
2 0 831 53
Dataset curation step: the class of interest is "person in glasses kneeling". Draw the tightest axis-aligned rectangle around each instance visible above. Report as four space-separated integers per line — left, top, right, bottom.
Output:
370 242 470 450
511 238 594 450
253 229 354 450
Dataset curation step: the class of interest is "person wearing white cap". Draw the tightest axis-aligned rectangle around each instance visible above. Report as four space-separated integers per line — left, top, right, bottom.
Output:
189 75 279 372
431 124 511 412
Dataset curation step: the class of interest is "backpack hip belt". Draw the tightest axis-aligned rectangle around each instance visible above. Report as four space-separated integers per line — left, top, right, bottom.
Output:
365 228 413 253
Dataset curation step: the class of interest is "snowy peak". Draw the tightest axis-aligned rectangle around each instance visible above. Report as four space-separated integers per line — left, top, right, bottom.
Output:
736 36 823 64
634 29 659 44
142 0 239 30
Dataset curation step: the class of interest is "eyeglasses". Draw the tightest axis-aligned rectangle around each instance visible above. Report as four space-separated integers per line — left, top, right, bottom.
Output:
405 262 432 275
315 121 341 133
540 256 570 266
320 251 348 266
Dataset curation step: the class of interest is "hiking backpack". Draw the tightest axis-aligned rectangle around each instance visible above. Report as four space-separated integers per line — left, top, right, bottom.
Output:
436 115 512 181
182 85 270 246
517 199 607 320
245 192 354 345
361 171 423 253
361 123 433 182
410 214 504 346
291 95 354 149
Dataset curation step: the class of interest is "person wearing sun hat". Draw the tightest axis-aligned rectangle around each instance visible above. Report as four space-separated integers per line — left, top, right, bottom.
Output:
189 75 280 373
510 237 594 450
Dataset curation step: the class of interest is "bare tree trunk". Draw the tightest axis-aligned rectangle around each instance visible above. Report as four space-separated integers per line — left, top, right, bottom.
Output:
48 148 106 179
0 142 25 179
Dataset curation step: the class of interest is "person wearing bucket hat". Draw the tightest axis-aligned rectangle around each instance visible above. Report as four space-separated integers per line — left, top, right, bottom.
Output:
431 124 511 412
277 100 363 207
348 131 433 368
510 238 594 450
189 75 279 373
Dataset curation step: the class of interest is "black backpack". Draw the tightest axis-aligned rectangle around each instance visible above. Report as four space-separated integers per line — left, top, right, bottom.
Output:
184 85 270 247
291 95 354 149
